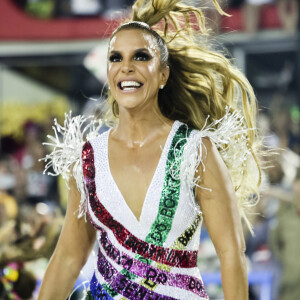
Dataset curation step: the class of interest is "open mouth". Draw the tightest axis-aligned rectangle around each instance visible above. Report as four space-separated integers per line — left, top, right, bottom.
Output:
118 80 144 91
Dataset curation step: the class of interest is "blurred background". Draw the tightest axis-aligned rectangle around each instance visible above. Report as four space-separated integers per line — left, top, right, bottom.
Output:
0 0 299 299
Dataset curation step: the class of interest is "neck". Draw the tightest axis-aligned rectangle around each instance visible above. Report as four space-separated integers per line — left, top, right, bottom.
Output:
112 104 173 147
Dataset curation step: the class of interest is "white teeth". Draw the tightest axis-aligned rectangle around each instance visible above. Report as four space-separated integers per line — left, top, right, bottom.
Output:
123 87 136 91
120 81 141 88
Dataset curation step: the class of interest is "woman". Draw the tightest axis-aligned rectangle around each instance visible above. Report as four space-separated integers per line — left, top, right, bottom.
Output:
38 0 261 299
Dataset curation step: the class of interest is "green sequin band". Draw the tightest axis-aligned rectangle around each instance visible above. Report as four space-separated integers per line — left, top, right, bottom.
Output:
145 124 193 246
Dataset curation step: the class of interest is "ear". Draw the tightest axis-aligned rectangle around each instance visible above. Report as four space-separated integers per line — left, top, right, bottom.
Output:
160 66 170 86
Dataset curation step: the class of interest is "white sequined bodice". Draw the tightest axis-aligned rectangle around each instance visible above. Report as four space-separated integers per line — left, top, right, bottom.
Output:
90 121 202 249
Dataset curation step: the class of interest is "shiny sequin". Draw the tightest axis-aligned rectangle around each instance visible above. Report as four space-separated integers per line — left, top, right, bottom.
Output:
82 124 209 299
98 229 207 297
96 249 176 300
139 213 204 294
172 214 203 250
145 125 193 246
82 142 198 269
89 273 114 300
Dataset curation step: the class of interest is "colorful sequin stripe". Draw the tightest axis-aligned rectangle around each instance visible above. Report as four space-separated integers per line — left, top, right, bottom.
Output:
121 124 193 295
87 191 197 268
146 125 193 246
171 213 202 251
137 125 199 294
97 228 207 297
138 214 208 298
95 249 176 300
120 124 195 298
82 142 198 269
89 273 114 300
93 213 206 298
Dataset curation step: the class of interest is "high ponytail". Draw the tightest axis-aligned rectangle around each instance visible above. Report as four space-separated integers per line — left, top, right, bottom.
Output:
103 0 261 232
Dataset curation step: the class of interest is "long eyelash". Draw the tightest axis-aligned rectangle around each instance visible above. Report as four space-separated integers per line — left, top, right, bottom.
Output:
109 54 121 62
135 52 151 60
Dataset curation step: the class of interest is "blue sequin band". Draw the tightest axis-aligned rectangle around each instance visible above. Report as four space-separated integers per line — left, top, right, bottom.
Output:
89 273 114 300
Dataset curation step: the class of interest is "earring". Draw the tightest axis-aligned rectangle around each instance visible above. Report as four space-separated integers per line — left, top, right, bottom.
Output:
160 85 164 90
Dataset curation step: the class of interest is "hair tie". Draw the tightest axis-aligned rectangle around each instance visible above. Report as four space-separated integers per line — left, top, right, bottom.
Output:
122 21 151 29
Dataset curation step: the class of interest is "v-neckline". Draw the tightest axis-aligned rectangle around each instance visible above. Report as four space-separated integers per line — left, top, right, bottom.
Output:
106 121 179 224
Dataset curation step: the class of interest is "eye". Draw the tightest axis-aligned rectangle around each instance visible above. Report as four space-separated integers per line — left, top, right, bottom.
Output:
109 54 122 62
134 52 151 61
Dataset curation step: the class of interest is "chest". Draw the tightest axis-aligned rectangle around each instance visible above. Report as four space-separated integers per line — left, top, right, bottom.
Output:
88 123 201 244
108 137 166 219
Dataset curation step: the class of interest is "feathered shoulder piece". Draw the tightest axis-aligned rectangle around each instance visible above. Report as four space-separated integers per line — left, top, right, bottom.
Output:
40 112 102 218
176 106 255 212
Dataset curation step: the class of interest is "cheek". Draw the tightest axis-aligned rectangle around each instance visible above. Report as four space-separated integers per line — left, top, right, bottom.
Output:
107 64 117 82
145 59 161 80
147 63 156 74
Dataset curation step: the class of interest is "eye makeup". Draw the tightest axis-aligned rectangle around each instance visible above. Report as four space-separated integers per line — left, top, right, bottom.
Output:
109 53 122 62
108 49 153 63
134 51 152 61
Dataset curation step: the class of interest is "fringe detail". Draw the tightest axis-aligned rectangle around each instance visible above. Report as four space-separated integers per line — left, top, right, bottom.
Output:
171 106 252 210
40 112 102 219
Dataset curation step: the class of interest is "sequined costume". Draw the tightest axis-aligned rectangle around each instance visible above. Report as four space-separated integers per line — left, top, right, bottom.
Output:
83 120 209 300
41 108 250 300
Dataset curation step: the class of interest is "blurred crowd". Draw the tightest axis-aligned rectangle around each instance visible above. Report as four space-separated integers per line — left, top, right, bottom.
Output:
0 120 65 299
242 0 299 34
197 93 300 299
200 0 299 35
12 0 300 35
247 95 300 300
13 0 135 18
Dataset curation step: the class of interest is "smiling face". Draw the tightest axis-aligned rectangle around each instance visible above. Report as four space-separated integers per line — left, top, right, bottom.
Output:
107 29 169 114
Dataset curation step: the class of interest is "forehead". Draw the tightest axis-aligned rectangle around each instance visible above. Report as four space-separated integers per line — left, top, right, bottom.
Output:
109 29 159 52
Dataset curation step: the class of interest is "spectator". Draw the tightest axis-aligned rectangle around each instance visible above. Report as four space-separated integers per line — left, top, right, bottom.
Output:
0 155 18 228
269 167 300 300
277 0 299 34
243 0 274 34
13 121 58 205
0 264 36 300
0 204 63 267
196 0 229 34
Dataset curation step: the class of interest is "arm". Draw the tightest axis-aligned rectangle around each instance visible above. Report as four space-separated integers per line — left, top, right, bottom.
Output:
196 139 248 300
38 177 96 300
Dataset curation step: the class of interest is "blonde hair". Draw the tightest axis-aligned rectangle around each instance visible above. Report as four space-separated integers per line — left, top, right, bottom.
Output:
103 0 261 231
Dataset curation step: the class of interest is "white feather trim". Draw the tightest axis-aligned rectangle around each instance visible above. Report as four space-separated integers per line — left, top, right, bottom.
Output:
172 106 252 200
40 112 102 219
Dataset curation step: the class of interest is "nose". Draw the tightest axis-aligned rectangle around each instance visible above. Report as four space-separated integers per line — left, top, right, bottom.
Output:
121 58 134 74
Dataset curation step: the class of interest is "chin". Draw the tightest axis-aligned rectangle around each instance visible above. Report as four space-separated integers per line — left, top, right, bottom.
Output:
117 97 155 112
117 98 143 109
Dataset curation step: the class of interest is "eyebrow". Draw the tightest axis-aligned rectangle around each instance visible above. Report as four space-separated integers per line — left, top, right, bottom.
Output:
109 48 151 55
